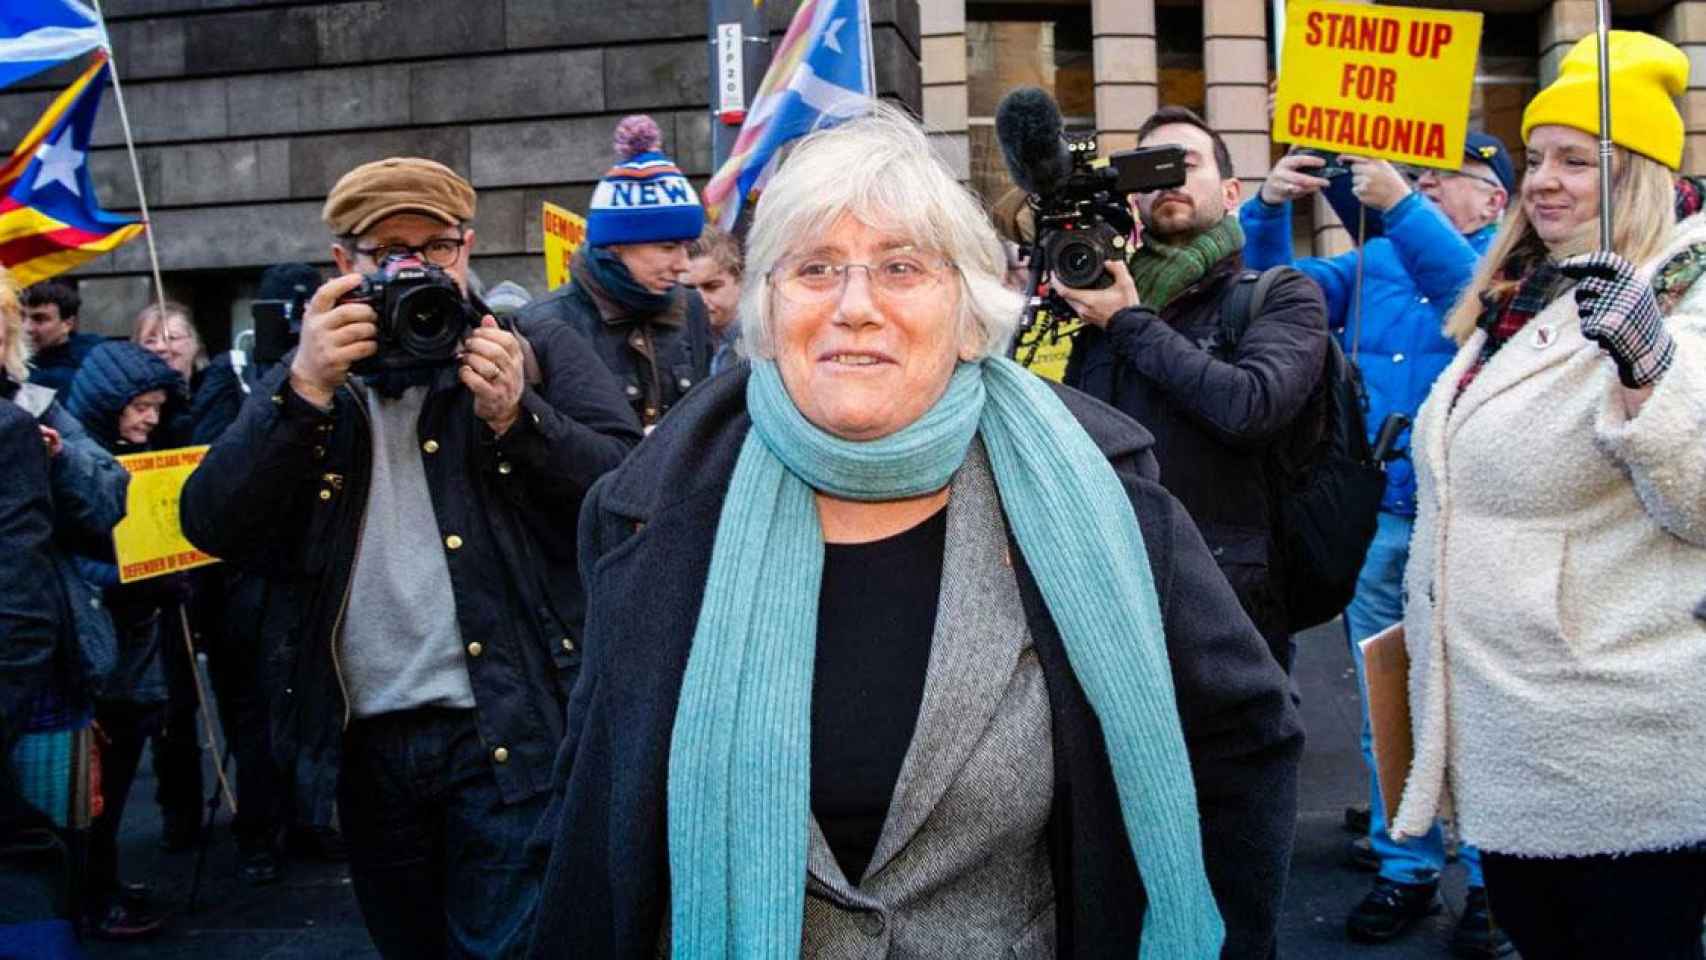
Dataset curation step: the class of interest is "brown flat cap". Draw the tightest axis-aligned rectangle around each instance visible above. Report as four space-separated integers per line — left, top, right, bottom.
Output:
322 157 476 236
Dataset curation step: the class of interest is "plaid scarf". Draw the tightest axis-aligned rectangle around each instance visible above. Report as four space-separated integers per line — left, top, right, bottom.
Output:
1675 176 1706 221
1454 252 1571 400
1126 216 1245 311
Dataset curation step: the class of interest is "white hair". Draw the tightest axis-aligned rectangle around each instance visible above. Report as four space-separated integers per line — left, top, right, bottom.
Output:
1 268 25 384
737 102 1024 360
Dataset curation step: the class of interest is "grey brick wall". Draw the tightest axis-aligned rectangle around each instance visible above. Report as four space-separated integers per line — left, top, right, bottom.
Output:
0 0 920 342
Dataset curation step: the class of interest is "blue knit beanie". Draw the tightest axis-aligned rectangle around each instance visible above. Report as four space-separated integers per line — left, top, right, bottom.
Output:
586 115 705 247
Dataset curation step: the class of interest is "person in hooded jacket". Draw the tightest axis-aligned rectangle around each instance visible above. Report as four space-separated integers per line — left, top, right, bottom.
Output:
517 115 713 430
63 340 188 940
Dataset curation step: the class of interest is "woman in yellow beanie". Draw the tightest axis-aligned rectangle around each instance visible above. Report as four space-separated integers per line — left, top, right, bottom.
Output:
1391 30 1706 960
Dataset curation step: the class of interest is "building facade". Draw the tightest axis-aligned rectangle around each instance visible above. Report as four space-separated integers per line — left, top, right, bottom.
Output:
0 0 1702 346
0 0 921 349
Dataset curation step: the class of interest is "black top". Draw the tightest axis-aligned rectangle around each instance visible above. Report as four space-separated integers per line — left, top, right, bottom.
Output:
811 505 948 883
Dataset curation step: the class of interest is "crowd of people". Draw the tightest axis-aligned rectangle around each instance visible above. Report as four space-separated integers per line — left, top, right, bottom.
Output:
2 26 1704 960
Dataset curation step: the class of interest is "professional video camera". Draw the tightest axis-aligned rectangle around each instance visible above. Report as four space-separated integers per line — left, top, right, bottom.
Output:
995 87 1188 357
338 255 477 374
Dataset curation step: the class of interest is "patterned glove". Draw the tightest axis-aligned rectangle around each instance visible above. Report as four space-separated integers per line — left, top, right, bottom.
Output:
1557 251 1676 388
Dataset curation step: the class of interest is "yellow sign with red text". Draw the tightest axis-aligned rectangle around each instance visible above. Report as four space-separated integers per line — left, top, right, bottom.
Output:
543 202 587 291
112 446 220 583
1274 1 1483 170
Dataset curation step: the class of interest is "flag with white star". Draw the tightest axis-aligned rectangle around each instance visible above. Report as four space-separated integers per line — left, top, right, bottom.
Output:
0 0 104 91
702 0 875 229
0 51 142 287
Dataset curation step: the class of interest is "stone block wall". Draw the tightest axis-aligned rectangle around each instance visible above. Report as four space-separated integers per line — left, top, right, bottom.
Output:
0 0 920 341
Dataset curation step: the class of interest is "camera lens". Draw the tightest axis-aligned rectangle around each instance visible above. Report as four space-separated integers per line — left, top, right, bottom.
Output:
393 284 464 357
1052 237 1106 289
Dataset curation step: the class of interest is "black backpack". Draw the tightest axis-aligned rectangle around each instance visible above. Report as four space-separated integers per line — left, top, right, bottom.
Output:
1218 268 1385 633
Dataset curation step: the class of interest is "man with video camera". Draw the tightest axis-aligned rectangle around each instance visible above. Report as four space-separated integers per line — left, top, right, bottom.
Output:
1054 107 1329 674
180 158 642 957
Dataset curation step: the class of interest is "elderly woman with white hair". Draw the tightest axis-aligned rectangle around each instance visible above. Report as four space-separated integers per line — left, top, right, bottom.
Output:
526 105 1301 959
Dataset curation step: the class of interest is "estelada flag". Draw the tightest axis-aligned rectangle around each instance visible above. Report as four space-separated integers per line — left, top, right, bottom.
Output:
0 51 143 287
701 0 875 230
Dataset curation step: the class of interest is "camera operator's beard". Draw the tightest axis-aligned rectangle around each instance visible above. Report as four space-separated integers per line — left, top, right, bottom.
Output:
1143 194 1223 244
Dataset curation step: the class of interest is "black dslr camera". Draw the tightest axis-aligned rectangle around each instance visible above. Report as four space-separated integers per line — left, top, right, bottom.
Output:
994 87 1188 353
339 256 476 374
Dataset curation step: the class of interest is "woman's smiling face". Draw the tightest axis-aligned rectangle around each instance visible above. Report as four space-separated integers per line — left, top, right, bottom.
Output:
771 215 965 442
1522 124 1601 250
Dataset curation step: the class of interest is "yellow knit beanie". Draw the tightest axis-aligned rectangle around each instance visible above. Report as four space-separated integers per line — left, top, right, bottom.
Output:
1522 30 1688 170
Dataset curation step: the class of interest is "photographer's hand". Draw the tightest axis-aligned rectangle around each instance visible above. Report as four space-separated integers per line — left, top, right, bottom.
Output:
290 273 378 409
1056 259 1141 329
1342 155 1411 211
461 316 524 437
1260 152 1332 205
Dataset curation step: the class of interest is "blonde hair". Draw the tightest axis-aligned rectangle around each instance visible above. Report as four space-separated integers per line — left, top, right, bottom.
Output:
132 300 208 374
0 268 24 383
738 101 1024 360
1444 146 1676 344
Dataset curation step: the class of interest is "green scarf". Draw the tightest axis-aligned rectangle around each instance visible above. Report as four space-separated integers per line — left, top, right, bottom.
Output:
665 357 1223 958
1126 216 1246 310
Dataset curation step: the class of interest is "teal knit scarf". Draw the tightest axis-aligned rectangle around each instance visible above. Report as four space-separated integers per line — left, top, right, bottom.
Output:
666 357 1223 958
1126 216 1245 311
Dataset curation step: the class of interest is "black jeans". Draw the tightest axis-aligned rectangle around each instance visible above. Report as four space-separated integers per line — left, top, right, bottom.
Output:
205 627 283 848
88 700 165 903
1482 847 1706 960
338 707 546 960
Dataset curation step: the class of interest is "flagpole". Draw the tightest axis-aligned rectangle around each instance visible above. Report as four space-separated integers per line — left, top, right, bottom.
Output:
88 0 167 323
1594 0 1613 251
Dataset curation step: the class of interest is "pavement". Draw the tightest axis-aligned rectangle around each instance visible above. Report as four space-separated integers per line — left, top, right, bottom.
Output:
89 619 1491 960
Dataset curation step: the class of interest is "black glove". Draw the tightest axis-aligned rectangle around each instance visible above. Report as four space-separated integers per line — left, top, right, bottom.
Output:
1558 252 1676 388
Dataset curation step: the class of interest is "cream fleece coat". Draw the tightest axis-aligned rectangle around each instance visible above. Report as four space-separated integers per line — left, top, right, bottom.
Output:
1393 214 1706 858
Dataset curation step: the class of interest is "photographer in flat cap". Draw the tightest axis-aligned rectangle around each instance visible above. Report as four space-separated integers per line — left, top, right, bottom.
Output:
180 157 642 957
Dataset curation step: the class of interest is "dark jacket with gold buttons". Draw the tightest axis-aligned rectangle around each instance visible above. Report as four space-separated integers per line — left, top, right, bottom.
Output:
179 314 642 809
521 279 713 430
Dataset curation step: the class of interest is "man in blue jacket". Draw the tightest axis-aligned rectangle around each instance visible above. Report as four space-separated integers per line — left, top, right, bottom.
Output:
1240 133 1515 957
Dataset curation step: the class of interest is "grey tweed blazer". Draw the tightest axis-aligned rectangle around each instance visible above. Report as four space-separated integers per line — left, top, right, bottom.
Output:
800 442 1057 959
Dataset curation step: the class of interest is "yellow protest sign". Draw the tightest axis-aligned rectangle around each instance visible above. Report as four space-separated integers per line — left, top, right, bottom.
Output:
1274 1 1483 169
112 446 219 583
1013 314 1082 383
543 202 587 291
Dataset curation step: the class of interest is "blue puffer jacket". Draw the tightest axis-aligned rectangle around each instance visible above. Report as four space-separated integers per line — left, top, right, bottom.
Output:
1240 191 1495 516
64 341 185 452
63 342 188 704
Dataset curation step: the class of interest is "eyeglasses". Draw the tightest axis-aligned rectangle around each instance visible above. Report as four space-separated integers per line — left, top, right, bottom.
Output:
1411 167 1503 191
768 250 956 305
351 237 466 267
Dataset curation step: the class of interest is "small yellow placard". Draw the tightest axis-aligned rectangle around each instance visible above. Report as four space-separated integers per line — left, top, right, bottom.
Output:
112 445 220 583
1013 314 1082 383
542 201 587 291
1274 0 1483 170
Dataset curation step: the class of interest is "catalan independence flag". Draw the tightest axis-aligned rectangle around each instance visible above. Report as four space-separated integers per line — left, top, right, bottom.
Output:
701 0 874 229
0 52 143 287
